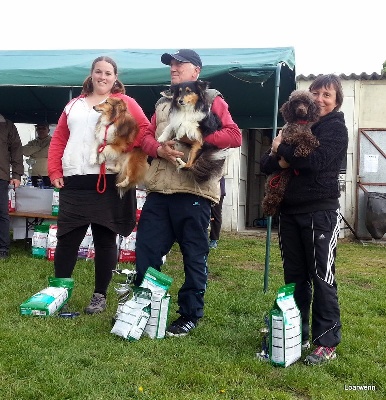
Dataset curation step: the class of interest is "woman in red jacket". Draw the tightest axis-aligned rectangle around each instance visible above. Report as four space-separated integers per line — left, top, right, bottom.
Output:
48 56 149 314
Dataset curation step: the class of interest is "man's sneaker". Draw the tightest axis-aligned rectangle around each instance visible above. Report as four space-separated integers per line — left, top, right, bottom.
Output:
166 316 197 337
209 240 218 249
304 346 336 365
301 340 310 351
84 293 106 314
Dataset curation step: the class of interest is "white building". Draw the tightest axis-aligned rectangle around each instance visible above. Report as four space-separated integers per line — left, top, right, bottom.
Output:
222 73 386 241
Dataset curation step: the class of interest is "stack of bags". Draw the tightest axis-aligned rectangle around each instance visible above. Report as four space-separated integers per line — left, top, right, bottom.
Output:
32 224 95 261
111 267 173 341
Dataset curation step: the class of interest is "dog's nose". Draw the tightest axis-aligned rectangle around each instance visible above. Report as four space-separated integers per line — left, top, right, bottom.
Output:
178 99 184 105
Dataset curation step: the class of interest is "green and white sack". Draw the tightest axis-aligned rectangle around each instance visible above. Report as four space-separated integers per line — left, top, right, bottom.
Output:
269 283 302 367
140 267 173 339
20 277 74 316
110 287 152 341
31 224 49 259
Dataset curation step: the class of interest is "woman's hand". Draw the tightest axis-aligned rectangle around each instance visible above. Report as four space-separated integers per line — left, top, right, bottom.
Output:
278 157 290 169
52 177 64 189
271 130 283 154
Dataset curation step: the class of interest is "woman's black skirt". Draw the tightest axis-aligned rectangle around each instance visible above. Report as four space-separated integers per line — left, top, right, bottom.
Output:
57 174 136 238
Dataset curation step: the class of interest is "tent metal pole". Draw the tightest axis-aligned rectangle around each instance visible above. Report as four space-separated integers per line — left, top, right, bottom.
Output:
263 63 282 293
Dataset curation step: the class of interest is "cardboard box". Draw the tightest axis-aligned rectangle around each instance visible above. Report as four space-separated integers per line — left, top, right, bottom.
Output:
10 217 33 239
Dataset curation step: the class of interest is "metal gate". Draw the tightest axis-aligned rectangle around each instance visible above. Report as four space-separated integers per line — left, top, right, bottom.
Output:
356 129 386 239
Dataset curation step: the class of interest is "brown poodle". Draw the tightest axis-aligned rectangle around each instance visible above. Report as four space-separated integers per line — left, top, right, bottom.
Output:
262 90 320 216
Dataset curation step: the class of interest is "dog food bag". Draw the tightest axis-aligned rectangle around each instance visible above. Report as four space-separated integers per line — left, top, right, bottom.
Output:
20 277 74 316
8 184 16 212
31 224 49 259
86 240 95 261
78 225 93 259
140 267 173 339
118 228 137 263
52 188 60 216
269 283 302 367
136 188 147 210
111 287 152 341
46 224 58 261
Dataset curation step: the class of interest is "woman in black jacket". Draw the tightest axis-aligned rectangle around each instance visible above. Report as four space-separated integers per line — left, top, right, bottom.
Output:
261 74 348 365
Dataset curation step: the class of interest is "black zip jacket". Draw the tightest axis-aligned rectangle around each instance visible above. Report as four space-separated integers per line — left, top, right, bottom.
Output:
260 110 348 214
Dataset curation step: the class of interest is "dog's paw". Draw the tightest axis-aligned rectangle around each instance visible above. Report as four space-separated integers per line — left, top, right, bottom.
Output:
176 157 187 169
89 154 98 165
157 134 167 143
106 166 118 173
158 125 174 143
97 152 107 163
116 177 130 188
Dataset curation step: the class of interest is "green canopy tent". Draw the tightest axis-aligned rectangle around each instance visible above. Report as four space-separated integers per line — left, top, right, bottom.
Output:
0 48 295 126
0 47 296 291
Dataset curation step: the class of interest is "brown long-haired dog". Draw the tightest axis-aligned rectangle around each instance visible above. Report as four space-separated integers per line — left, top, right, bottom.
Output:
90 97 148 197
262 90 320 216
157 80 227 184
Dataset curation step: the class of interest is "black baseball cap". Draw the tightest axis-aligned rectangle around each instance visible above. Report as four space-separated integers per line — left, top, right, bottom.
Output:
161 49 202 68
35 122 49 128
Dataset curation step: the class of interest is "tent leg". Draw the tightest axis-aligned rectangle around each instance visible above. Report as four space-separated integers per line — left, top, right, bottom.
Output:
263 216 272 293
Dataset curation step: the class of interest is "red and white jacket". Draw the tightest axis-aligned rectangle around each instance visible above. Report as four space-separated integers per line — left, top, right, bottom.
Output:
48 93 149 182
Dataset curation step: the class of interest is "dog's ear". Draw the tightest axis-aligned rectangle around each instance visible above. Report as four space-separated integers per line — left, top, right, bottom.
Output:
279 101 292 123
170 84 180 95
109 99 127 120
196 80 209 91
118 99 127 113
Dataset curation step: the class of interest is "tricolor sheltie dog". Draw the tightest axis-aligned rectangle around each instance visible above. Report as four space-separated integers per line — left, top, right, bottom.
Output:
157 80 227 184
90 97 148 197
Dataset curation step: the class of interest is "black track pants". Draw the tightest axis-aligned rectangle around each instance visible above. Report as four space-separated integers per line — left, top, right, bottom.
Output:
135 192 211 321
278 210 342 347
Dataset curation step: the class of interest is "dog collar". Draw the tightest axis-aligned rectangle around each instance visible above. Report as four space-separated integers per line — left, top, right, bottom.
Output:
297 120 309 124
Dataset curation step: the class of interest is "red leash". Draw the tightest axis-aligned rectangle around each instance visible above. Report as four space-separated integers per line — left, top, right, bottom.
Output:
269 169 299 188
96 122 113 194
269 173 282 188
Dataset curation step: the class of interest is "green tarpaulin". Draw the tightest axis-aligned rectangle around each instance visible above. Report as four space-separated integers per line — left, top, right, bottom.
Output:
0 48 296 127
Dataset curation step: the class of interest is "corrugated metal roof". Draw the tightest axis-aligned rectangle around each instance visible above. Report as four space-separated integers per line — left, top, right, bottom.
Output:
297 72 386 81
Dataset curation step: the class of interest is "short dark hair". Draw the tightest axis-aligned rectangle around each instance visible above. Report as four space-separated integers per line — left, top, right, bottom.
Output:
309 74 344 110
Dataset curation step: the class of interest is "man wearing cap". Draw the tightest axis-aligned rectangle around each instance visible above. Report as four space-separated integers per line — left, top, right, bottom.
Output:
135 49 242 337
22 122 52 187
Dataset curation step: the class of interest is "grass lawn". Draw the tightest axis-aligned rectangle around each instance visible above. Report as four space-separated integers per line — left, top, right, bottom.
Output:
0 231 385 400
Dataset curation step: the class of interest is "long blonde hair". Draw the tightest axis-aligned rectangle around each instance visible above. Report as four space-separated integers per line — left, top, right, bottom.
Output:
81 56 126 95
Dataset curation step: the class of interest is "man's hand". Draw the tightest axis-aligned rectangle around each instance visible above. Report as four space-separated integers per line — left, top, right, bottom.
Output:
156 140 184 164
9 179 21 188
